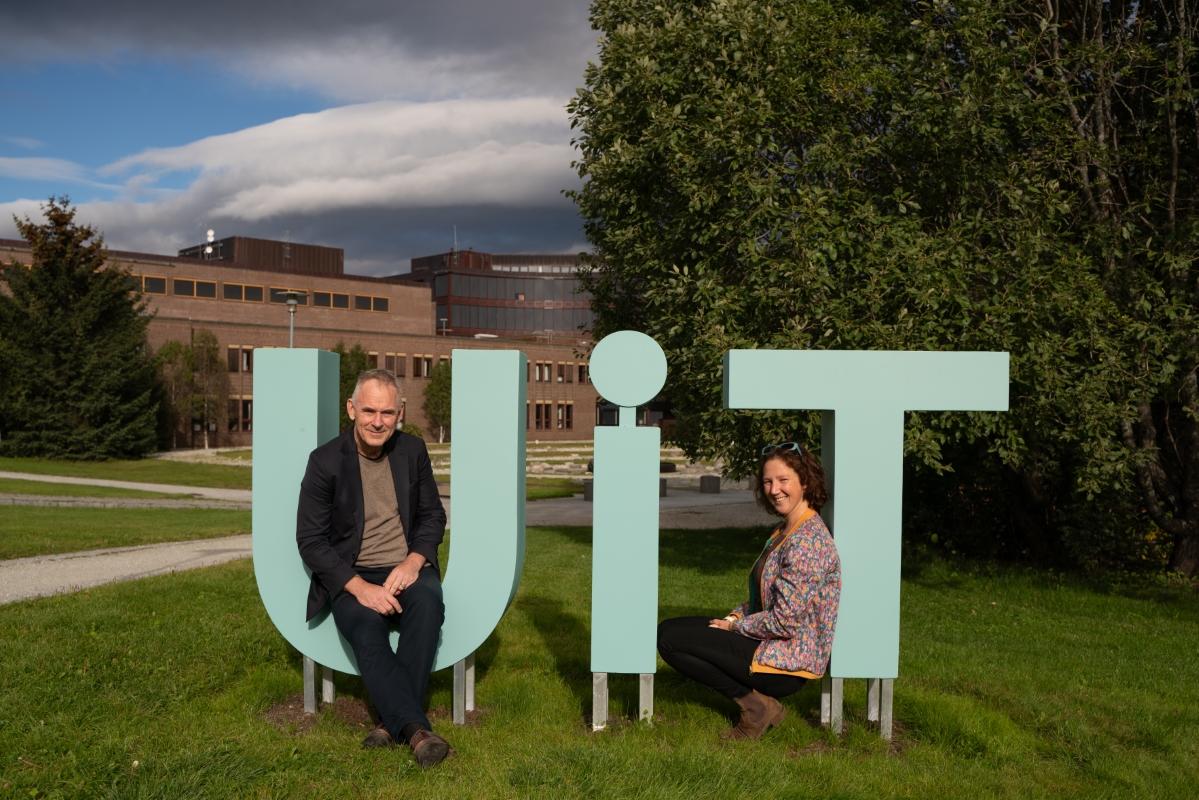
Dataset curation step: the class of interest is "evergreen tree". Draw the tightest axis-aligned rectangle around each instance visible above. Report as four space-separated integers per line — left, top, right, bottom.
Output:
0 198 159 459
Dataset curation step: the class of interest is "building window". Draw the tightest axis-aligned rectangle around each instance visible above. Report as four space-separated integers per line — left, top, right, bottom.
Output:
241 398 253 432
414 356 433 377
223 283 244 301
143 276 166 294
227 346 253 373
312 291 331 307
557 363 566 383
245 285 264 302
227 399 240 432
526 401 531 429
373 297 389 312
354 295 372 311
394 354 406 377
332 293 349 309
195 280 217 299
173 278 195 296
535 402 544 430
578 364 589 384
565 403 573 430
439 356 450 367
367 351 379 369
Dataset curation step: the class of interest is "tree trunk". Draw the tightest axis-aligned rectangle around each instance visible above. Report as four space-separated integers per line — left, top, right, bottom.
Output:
1169 532 1199 577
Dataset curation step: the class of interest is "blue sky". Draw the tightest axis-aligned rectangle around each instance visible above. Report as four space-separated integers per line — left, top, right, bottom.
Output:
0 1 594 273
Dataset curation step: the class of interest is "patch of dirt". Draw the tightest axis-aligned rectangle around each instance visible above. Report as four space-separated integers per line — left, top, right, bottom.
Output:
264 696 485 736
262 693 376 735
262 694 318 734
427 704 486 726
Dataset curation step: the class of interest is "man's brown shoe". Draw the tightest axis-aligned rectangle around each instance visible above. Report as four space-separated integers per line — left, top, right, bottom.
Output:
408 729 451 768
720 690 786 740
361 724 394 749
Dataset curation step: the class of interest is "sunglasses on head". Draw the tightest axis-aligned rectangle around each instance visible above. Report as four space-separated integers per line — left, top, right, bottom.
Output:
760 441 804 457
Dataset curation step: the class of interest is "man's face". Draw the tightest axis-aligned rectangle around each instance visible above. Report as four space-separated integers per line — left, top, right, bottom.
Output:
347 379 400 453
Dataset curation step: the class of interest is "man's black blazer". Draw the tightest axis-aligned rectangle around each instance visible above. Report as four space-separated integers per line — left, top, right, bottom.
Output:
296 427 446 621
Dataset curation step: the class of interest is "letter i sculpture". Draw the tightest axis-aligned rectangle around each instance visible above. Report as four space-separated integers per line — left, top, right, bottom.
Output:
588 331 668 730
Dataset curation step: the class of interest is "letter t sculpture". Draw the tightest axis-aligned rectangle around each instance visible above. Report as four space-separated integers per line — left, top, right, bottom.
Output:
724 350 1009 739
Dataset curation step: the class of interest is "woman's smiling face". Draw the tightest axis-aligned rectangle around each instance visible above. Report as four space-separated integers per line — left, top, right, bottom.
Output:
761 456 807 519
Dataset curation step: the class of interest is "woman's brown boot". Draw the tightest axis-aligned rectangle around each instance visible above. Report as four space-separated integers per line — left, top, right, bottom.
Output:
721 690 786 740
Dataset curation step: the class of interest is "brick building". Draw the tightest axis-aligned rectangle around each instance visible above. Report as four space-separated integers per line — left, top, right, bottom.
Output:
0 237 598 448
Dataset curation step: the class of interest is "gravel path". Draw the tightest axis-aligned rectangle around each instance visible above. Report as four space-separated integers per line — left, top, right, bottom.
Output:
0 535 252 605
0 475 773 605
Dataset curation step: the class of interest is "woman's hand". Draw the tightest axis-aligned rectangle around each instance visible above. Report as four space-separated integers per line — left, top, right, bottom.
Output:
708 618 735 631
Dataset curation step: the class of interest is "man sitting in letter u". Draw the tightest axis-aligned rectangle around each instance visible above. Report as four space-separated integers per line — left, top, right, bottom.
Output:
296 368 450 767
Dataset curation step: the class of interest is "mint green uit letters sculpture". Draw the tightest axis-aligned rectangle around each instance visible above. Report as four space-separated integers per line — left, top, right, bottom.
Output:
252 347 527 724
588 331 668 730
724 350 1009 738
253 342 1008 738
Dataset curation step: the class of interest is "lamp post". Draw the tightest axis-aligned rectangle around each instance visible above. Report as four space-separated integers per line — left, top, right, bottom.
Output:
439 317 449 336
281 290 307 348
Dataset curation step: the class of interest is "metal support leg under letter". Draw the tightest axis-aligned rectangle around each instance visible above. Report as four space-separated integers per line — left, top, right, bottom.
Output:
453 657 467 725
592 673 608 731
303 656 317 714
879 678 894 741
639 674 653 723
321 666 335 705
867 678 880 723
465 651 476 713
830 677 844 734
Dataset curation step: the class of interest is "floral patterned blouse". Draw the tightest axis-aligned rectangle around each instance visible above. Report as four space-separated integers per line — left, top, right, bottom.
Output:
728 511 841 677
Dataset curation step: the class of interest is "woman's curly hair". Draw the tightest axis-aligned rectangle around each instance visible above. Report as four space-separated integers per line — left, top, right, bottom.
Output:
753 444 829 514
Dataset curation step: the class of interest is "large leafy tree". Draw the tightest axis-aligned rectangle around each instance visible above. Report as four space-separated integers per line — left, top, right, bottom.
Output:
154 331 230 449
333 342 375 428
0 198 159 459
570 0 1198 573
423 360 452 443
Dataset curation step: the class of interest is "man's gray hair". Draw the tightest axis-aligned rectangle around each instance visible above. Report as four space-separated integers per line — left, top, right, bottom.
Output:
351 369 402 404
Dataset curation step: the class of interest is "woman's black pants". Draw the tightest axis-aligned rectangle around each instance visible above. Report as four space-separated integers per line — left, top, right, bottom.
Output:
657 616 806 700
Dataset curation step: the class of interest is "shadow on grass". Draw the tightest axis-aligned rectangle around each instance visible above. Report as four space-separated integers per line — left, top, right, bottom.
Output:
520 591 591 722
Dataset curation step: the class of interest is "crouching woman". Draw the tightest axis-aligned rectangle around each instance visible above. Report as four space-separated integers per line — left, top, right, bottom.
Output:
657 441 841 739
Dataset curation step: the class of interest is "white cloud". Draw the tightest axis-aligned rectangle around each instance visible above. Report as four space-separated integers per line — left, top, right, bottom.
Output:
0 156 88 182
2 136 45 151
1 96 584 270
103 97 576 219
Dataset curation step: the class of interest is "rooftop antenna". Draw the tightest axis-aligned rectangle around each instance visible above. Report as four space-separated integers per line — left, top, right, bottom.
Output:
283 229 291 262
204 228 215 260
452 225 459 269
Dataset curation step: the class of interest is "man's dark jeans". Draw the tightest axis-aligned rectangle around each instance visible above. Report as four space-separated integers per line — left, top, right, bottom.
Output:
331 565 445 740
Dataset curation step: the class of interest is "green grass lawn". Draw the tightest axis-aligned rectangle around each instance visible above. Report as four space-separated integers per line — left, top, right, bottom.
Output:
0 456 251 490
1 527 1195 798
526 477 582 501
0 507 251 559
0 477 193 500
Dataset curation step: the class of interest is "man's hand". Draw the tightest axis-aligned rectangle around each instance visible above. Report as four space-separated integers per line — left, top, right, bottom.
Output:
382 555 426 596
345 576 402 615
